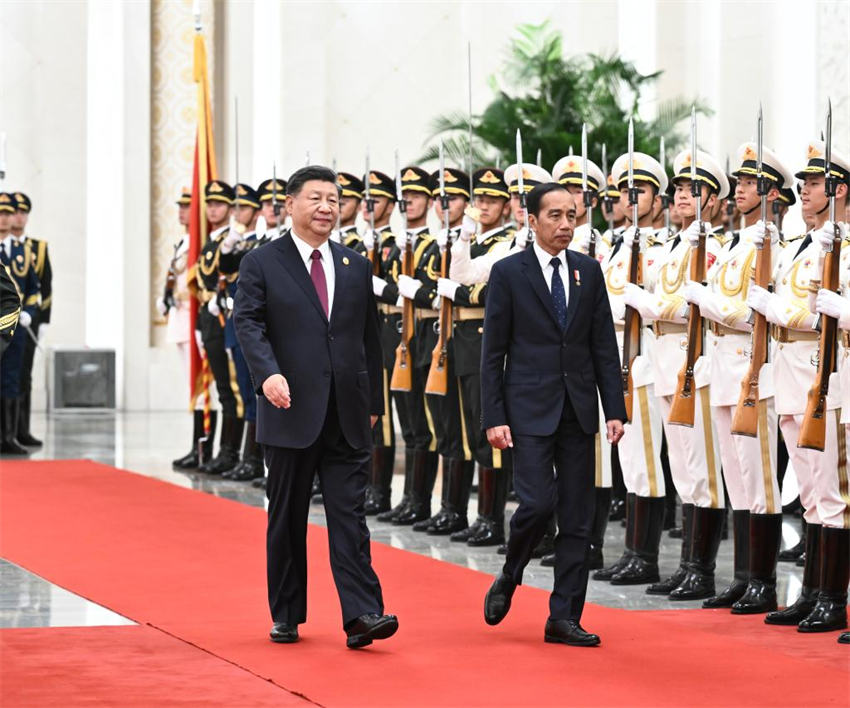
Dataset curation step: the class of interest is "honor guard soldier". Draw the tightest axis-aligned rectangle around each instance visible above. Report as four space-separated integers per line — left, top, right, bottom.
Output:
749 141 849 633
333 172 365 252
623 149 727 601
391 166 444 529
364 170 408 518
257 177 288 243
600 176 626 242
192 180 245 474
217 183 264 481
0 192 40 455
165 189 213 469
10 192 50 447
0 262 20 355
439 166 515 547
552 154 609 262
505 163 551 246
683 143 794 613
594 152 669 586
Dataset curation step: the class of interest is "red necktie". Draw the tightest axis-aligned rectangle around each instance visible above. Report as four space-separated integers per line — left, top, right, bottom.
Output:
310 249 329 317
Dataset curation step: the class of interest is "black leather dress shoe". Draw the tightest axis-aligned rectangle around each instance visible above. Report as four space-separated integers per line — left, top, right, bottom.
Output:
838 632 850 644
345 613 398 649
484 572 516 625
269 622 299 643
544 619 600 647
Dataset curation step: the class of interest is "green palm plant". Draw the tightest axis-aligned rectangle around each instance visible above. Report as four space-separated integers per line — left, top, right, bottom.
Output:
420 20 711 181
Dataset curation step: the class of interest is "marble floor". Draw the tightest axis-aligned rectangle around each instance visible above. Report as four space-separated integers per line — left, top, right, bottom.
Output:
2 411 805 627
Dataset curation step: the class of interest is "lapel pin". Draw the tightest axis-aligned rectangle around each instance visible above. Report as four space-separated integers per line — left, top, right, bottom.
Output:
574 268 581 286
342 256 350 265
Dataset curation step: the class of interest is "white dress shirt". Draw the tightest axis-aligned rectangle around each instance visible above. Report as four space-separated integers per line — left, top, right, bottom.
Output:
290 230 335 318
533 239 569 306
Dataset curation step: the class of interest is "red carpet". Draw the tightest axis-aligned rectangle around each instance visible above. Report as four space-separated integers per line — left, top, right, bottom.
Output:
1 460 847 708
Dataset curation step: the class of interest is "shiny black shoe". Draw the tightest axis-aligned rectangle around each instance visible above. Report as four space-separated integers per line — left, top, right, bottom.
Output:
467 518 505 547
764 589 819 625
646 565 688 595
731 579 777 615
413 510 446 532
540 553 555 567
610 555 659 586
484 572 516 625
531 533 555 558
269 622 299 643
593 552 632 581
428 511 467 536
797 593 848 633
838 632 850 644
345 613 398 649
544 619 600 647
451 518 483 543
251 476 267 489
310 474 323 504
669 569 716 601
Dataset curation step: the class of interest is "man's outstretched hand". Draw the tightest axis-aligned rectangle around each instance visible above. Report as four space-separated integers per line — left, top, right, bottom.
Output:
606 419 625 445
263 374 291 409
487 425 513 450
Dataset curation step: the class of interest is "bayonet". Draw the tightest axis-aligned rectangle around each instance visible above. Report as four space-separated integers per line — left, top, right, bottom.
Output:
516 129 529 237
192 0 201 32
467 42 474 198
581 122 595 257
536 148 542 168
0 132 6 183
661 136 671 236
601 142 613 231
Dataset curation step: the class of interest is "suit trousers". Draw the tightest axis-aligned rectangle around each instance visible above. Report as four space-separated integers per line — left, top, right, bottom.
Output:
264 389 384 626
503 394 595 621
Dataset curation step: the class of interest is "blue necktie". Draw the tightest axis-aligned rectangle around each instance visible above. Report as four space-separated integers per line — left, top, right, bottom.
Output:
550 257 567 330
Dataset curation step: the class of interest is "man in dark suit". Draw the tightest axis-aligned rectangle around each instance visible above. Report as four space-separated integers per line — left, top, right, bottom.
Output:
234 165 397 649
480 182 626 647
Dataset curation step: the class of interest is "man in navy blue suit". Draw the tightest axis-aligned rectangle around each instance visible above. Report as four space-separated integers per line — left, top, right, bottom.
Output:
234 165 397 649
480 182 626 646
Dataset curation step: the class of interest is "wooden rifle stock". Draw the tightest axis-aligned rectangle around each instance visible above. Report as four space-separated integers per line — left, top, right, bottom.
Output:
425 244 453 395
621 235 642 422
798 229 841 450
731 239 771 436
390 238 414 392
215 274 228 328
668 229 706 426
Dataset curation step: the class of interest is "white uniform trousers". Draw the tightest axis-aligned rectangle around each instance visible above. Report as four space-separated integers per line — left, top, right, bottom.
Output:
595 400 612 488
620 383 665 497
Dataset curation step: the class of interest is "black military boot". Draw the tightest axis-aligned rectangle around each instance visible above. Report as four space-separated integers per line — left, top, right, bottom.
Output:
16 392 42 447
173 410 205 469
732 513 783 614
430 459 474 535
451 463 485 543
467 468 508 547
611 495 665 585
587 486 612 570
594 493 636 581
0 398 29 456
609 447 626 521
228 422 265 481
703 510 750 608
364 446 394 515
798 527 849 633
396 451 438 526
197 411 217 467
766 523 821 625
200 416 242 475
376 448 411 522
415 457 452 532
535 515 557 563
669 506 725 601
779 517 806 563
647 503 694 594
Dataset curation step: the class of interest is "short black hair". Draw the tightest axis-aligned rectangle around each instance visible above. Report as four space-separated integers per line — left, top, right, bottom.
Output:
527 182 568 217
287 166 337 196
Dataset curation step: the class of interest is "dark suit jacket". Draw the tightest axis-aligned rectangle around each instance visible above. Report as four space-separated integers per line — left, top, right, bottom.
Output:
481 245 626 437
234 233 384 450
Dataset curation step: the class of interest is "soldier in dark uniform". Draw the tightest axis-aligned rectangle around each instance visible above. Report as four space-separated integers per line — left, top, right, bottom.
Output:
218 183 263 481
10 192 50 447
192 180 244 474
0 262 20 356
334 172 365 252
257 177 288 243
0 192 39 455
438 168 514 546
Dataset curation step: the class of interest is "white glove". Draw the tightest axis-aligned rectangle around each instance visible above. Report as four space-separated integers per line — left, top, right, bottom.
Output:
255 215 267 240
37 323 48 342
682 280 707 306
746 284 771 316
622 226 639 250
372 275 388 297
622 283 656 320
397 229 410 249
460 207 479 242
683 219 708 248
747 220 779 248
19 310 32 328
437 277 460 301
431 295 442 310
362 229 376 252
225 296 234 311
397 274 422 300
194 329 204 352
513 226 531 249
155 296 167 316
220 229 244 254
395 295 404 307
816 289 850 329
436 228 449 249
207 298 221 317
814 221 847 252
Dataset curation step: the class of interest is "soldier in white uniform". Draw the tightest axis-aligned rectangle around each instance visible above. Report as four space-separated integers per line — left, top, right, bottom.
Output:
752 141 849 633
683 143 794 614
593 152 668 585
623 150 727 601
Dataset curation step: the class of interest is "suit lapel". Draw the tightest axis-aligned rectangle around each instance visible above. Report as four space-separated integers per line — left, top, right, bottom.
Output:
562 250 582 335
521 246 560 331
328 241 350 327
275 233 328 324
